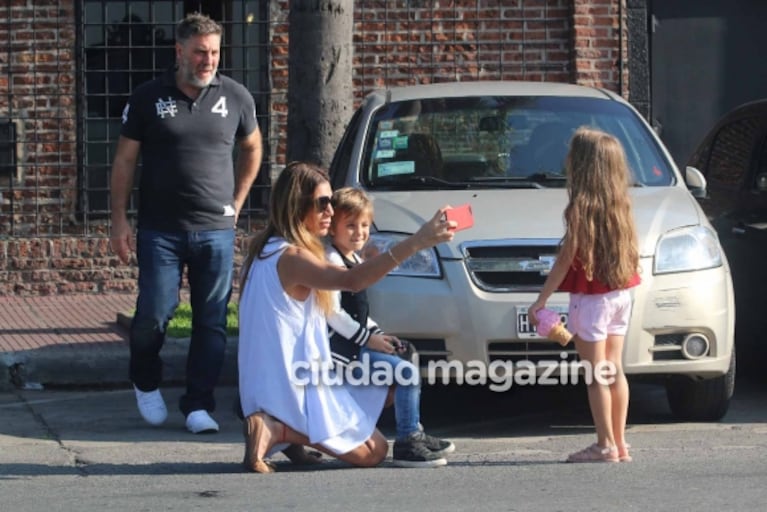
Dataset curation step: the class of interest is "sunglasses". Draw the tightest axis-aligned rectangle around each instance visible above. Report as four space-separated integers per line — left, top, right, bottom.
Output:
314 195 333 211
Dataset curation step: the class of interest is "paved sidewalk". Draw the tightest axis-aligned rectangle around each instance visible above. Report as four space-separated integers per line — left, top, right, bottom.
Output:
0 294 239 391
0 294 135 352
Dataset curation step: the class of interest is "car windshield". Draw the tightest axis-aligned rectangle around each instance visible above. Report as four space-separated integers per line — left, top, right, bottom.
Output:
361 95 674 189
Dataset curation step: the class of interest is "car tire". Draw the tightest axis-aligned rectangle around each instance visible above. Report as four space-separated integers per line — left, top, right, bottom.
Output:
665 347 736 421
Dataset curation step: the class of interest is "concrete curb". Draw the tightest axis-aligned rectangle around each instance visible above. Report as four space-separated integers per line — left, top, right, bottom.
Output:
1 312 239 391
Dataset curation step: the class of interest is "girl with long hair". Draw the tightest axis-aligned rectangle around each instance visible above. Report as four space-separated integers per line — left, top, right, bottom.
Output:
530 127 641 463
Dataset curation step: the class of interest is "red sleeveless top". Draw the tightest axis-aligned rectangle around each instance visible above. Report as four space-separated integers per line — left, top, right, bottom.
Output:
558 259 640 294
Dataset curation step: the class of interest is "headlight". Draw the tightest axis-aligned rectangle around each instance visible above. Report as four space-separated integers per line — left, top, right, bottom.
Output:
363 232 441 278
654 225 723 274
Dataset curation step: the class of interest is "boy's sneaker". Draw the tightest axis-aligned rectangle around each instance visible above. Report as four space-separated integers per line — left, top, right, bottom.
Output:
416 431 456 456
134 385 167 426
392 434 448 468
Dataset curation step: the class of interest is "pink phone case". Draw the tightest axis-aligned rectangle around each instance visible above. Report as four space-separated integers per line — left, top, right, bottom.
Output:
445 203 474 231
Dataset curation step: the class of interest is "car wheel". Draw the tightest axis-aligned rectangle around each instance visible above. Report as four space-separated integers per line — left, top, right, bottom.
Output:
665 347 736 421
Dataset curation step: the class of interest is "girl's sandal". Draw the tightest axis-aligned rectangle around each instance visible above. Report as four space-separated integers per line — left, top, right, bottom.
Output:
566 443 619 463
617 443 632 462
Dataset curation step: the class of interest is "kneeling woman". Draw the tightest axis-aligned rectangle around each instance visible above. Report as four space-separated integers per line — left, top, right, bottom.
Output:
238 161 454 472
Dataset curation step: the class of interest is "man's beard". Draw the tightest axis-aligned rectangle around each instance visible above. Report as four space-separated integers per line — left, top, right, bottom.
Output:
179 59 216 88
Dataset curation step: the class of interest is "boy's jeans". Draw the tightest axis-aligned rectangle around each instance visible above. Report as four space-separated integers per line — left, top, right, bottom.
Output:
359 346 421 440
130 228 234 416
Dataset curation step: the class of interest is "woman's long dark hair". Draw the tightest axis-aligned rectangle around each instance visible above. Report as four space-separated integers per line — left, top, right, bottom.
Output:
240 161 333 313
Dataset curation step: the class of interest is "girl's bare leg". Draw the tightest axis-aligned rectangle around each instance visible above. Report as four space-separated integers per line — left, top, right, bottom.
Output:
606 334 630 457
574 336 615 448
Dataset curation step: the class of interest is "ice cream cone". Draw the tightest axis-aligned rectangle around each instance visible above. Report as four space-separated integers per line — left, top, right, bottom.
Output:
533 308 573 346
547 323 573 346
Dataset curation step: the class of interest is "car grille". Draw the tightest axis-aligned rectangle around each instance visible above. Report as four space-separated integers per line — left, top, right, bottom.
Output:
461 239 560 292
488 341 578 364
408 338 449 367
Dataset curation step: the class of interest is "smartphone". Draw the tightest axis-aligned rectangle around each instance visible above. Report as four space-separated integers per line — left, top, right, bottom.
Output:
445 203 474 231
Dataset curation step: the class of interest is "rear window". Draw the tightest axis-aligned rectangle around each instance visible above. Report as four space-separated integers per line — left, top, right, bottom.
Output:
360 96 674 189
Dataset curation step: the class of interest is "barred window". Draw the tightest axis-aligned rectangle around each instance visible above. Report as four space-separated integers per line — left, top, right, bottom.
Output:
80 0 270 229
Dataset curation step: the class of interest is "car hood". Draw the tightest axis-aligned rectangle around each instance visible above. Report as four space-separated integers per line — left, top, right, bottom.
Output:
369 187 703 258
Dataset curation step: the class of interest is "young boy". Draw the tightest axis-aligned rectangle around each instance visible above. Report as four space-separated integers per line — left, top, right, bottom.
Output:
325 187 455 468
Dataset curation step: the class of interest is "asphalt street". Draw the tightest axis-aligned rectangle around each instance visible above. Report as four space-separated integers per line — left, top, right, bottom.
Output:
2 376 767 511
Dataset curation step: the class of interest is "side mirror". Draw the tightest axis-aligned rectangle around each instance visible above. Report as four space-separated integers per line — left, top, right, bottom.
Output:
685 166 707 199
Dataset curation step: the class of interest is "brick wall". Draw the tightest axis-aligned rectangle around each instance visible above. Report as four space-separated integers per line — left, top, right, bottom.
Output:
0 234 259 295
0 0 78 237
0 0 629 295
572 0 627 97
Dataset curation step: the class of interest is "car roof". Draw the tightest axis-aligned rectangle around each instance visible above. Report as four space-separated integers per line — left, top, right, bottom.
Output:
711 99 767 123
373 80 619 102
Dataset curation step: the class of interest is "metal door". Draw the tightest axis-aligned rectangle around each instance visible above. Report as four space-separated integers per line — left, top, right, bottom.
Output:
651 0 767 167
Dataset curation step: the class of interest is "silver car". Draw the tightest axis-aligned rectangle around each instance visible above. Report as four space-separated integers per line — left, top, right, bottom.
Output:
329 81 736 421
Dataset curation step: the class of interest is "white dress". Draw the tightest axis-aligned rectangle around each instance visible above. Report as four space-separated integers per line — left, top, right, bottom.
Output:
238 237 387 455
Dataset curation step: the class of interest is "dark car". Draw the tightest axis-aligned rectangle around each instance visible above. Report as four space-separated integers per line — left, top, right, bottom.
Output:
687 99 767 366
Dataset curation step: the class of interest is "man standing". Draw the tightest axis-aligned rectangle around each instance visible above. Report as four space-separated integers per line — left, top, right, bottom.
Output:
110 12 262 434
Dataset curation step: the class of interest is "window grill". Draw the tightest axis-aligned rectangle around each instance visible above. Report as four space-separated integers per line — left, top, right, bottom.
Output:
0 120 16 178
78 0 272 234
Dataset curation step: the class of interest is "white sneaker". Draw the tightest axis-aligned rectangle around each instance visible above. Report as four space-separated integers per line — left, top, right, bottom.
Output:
133 385 167 426
185 410 219 434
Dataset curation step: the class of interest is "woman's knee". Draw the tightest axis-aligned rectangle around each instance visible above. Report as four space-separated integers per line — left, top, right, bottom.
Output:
362 434 389 466
339 431 388 467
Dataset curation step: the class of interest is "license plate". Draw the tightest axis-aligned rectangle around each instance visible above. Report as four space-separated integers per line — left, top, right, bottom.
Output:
517 306 568 339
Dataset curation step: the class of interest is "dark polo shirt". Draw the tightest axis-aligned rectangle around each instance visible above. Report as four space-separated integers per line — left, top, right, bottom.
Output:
120 67 257 231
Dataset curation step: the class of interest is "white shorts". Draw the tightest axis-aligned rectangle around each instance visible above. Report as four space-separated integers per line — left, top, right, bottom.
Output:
568 289 632 342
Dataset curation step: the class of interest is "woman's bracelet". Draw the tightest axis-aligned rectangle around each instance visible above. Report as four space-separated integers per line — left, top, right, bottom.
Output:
387 248 401 266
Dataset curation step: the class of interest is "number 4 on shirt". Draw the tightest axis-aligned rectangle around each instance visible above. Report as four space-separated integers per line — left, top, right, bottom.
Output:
211 97 229 118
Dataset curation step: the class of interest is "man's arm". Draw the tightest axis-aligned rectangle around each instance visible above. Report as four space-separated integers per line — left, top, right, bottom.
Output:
110 136 141 264
232 124 263 221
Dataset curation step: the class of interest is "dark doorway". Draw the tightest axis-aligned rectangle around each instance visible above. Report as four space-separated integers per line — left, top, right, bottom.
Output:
651 0 767 167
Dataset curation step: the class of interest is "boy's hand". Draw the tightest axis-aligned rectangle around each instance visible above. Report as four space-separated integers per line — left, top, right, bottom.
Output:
367 333 399 354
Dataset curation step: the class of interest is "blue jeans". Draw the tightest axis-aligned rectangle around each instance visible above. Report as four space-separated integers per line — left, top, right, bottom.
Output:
130 228 234 416
360 346 421 440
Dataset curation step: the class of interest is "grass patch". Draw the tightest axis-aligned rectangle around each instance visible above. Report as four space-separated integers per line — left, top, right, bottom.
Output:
138 302 239 338
169 302 239 338
167 302 239 338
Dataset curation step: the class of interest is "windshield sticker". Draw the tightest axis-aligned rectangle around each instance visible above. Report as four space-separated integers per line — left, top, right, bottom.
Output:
378 138 393 150
375 149 396 159
379 120 394 130
379 129 399 139
393 136 409 150
378 161 415 177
